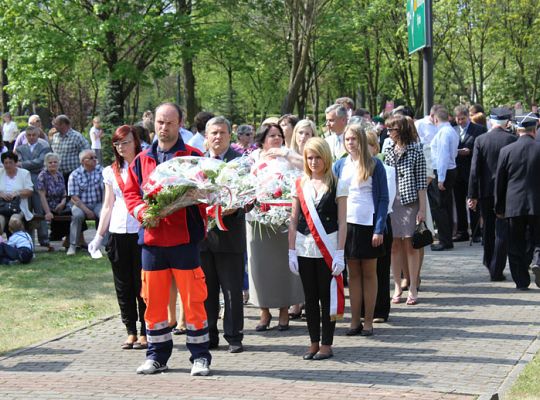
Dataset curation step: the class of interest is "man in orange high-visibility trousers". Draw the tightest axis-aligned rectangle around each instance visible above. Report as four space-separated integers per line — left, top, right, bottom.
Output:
124 102 211 376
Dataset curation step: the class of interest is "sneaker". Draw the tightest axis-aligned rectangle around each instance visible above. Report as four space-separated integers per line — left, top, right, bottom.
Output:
66 245 77 256
136 359 168 374
190 358 210 376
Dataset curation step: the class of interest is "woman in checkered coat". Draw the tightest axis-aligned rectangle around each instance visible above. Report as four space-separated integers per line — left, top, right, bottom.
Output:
383 115 427 305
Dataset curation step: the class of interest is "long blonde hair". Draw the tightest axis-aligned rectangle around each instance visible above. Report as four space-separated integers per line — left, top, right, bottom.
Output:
290 119 318 153
301 137 336 192
345 124 375 182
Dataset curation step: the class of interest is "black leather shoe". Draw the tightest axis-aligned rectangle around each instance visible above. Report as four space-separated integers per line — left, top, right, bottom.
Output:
228 344 244 353
345 326 363 336
302 352 316 360
532 265 540 288
255 315 272 332
209 342 219 350
360 328 374 337
516 286 530 291
452 233 469 242
277 323 290 331
313 352 333 360
490 275 506 282
431 243 453 251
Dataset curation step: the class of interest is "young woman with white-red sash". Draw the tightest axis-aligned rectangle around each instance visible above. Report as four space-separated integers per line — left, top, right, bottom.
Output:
288 137 348 360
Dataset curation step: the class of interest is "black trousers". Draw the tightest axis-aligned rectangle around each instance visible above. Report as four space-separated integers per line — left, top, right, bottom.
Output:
201 251 244 346
454 175 479 236
106 233 146 336
507 216 540 289
361 216 392 320
480 197 508 279
298 257 336 346
428 168 457 247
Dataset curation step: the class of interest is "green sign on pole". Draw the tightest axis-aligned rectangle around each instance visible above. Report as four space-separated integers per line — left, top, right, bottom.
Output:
407 0 427 54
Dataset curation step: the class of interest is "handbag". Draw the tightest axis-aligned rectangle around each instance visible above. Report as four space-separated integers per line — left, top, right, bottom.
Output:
0 197 21 214
412 221 433 249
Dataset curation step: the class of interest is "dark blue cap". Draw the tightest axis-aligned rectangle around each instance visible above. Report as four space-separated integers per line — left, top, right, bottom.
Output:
515 113 540 128
489 107 512 120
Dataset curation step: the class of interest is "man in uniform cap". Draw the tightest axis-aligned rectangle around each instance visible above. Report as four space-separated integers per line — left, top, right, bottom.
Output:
468 108 517 281
495 113 540 289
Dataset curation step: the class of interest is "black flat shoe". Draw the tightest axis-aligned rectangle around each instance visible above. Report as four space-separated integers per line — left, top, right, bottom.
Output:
360 328 374 337
302 352 316 360
345 326 363 336
313 352 333 360
277 323 290 331
431 243 453 251
228 344 244 353
255 315 272 331
289 312 302 320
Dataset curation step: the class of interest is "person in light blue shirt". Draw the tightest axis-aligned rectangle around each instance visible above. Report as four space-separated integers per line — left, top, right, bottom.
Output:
0 217 33 264
428 107 459 251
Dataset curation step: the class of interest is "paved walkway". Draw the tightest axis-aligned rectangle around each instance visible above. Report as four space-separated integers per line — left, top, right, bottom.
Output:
1 242 540 399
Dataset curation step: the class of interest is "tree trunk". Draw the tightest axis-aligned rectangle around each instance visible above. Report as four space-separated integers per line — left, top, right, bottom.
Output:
1 59 9 113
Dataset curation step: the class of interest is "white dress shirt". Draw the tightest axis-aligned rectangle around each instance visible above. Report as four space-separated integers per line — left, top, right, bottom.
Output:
430 122 459 182
415 116 438 145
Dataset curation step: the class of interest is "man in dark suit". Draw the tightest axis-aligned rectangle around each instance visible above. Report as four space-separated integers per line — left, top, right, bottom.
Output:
468 108 517 281
453 105 487 242
495 114 540 289
201 116 246 353
16 126 52 248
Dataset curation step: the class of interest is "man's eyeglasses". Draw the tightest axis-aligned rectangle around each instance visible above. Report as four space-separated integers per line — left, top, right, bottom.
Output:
84 156 98 160
113 140 132 148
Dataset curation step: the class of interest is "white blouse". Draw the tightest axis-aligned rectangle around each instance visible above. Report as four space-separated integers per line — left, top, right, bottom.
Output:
102 163 140 234
340 157 374 226
293 179 348 258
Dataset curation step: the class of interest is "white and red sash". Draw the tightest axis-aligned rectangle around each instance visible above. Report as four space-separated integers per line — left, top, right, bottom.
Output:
295 178 344 321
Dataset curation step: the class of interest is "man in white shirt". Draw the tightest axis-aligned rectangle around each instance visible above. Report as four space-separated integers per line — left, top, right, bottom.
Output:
2 112 19 151
415 105 441 146
188 111 214 152
324 104 348 161
429 107 459 251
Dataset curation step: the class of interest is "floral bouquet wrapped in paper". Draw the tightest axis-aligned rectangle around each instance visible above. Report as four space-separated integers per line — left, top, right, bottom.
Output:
249 157 302 229
206 156 257 230
142 155 258 229
142 156 226 227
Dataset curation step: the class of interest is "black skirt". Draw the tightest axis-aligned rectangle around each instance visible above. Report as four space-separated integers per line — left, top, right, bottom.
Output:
345 223 385 260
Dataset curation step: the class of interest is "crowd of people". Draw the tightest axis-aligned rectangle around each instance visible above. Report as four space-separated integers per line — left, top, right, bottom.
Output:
1 96 539 377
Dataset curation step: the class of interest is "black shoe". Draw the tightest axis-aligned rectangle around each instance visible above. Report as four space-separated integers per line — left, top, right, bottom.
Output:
431 243 453 251
490 275 506 282
255 315 272 332
472 236 482 243
313 351 333 360
360 328 374 337
345 325 363 336
209 342 220 350
532 265 540 288
277 323 290 331
516 286 530 291
302 351 316 360
228 344 243 353
452 233 469 242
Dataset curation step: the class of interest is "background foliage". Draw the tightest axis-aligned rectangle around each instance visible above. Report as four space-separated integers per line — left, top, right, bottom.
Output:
1 0 539 132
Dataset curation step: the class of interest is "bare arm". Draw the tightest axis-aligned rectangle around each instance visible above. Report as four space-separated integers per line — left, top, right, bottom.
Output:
336 196 347 250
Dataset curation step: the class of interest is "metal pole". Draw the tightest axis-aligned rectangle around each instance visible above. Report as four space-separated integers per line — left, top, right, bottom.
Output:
423 0 434 116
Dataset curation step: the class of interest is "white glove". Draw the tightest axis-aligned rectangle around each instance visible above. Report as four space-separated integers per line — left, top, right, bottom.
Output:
88 234 104 255
331 249 345 276
288 249 300 276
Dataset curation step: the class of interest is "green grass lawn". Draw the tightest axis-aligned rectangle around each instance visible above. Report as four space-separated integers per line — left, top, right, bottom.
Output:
507 352 540 399
0 251 118 355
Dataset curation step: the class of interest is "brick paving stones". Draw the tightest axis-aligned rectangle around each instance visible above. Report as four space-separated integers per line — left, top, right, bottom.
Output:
1 242 539 399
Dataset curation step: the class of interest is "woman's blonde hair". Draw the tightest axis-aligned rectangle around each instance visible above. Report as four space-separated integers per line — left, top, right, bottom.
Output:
365 130 380 155
290 119 318 153
345 124 375 182
301 137 335 192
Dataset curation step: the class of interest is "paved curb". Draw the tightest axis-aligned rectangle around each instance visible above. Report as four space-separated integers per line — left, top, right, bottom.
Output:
494 332 540 399
0 313 118 362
